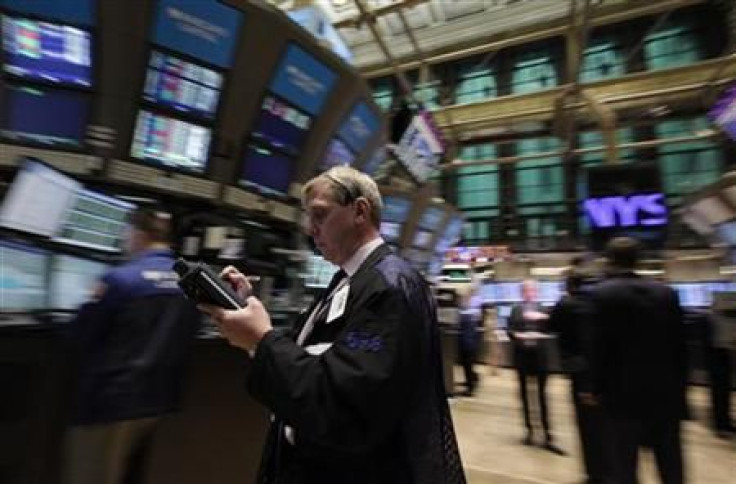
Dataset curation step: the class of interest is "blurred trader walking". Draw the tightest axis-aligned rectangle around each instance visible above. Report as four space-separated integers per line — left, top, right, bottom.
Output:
63 208 201 484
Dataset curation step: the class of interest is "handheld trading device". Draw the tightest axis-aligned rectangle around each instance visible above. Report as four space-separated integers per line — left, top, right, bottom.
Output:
173 259 245 310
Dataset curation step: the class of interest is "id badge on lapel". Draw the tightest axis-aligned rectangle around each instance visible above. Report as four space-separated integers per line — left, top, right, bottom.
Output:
326 283 349 323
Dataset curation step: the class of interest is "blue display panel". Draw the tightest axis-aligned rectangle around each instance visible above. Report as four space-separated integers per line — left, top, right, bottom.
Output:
152 0 243 68
130 110 211 172
53 189 136 253
143 50 223 120
0 159 80 237
49 254 108 310
0 239 48 312
362 146 386 175
382 195 412 223
435 215 463 255
380 221 401 243
2 16 92 87
714 221 736 246
240 144 293 196
269 43 337 116
1 84 90 148
251 95 311 157
538 281 563 304
319 138 354 171
0 0 95 25
337 102 380 153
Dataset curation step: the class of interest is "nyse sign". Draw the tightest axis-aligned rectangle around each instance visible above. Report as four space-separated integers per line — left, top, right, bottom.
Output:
584 193 667 229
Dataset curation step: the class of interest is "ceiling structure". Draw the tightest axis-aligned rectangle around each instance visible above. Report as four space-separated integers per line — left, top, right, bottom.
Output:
269 0 735 163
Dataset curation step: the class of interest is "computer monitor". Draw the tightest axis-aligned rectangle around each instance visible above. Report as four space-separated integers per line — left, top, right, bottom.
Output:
52 188 136 252
239 144 293 196
0 84 91 148
336 101 380 153
319 138 355 171
48 254 108 311
142 50 223 121
0 159 80 237
0 0 95 25
130 110 212 173
0 239 48 312
2 15 92 87
250 95 312 157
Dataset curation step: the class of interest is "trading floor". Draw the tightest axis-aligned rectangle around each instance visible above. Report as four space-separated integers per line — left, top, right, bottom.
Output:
450 368 735 484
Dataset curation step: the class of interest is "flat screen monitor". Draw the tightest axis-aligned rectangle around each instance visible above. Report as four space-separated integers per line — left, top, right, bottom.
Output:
379 221 401 242
337 101 380 153
418 206 445 231
2 15 92 87
495 282 522 303
240 144 293 196
538 281 563 304
143 50 223 120
670 283 710 307
0 0 95 25
435 215 464 255
412 229 432 249
0 159 80 236
0 239 48 312
130 110 211 172
381 195 411 223
48 254 108 310
362 146 386 176
269 43 337 116
319 138 355 171
52 189 136 252
151 0 243 68
304 254 339 288
0 84 90 148
251 94 311 157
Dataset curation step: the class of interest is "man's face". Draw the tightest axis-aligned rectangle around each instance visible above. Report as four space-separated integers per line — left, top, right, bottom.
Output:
522 281 538 302
303 182 358 266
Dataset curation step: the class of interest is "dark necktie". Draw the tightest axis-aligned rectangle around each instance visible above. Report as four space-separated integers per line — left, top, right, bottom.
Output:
297 269 346 346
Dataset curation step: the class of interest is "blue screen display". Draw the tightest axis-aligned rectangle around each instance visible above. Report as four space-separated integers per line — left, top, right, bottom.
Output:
418 206 445 231
143 50 223 120
319 138 354 171
362 146 386 175
0 239 48 312
269 43 337 116
0 0 94 25
1 84 89 147
130 110 211 172
337 102 380 153
251 95 311 157
2 15 92 87
382 196 412 223
152 0 243 68
240 144 293 195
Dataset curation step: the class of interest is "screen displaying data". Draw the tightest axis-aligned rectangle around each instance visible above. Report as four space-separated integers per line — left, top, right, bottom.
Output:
319 138 355 171
0 240 48 312
2 16 92 86
143 50 222 120
130 110 211 172
240 144 293 196
53 189 135 252
48 254 107 310
0 159 80 237
251 95 311 157
1 84 90 147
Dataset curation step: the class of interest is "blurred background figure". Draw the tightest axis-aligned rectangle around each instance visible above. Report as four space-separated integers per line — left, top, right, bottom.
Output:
549 268 611 484
63 208 201 484
705 295 736 439
458 287 482 397
508 279 565 455
588 237 687 484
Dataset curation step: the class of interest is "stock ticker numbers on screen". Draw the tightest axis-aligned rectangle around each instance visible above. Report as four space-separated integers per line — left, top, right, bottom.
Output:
143 51 223 120
130 110 211 172
0 240 48 312
2 16 92 87
252 95 311 156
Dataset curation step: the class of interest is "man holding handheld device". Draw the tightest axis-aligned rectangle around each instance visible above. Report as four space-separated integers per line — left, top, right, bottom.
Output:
198 166 466 483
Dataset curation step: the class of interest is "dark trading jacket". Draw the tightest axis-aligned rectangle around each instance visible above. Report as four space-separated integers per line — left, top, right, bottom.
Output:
69 249 201 424
248 244 466 484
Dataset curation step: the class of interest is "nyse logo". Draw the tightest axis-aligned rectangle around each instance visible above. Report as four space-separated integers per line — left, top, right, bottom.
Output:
584 193 667 229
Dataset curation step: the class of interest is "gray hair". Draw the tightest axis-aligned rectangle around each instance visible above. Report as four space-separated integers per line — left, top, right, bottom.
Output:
302 166 383 228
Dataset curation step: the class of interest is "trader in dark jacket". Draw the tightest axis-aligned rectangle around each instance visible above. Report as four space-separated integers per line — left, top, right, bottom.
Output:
588 237 687 484
63 208 201 484
457 288 481 396
549 269 610 483
202 166 466 484
508 279 564 454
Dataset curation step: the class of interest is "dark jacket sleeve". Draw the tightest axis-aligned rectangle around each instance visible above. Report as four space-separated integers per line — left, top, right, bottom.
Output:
247 285 423 463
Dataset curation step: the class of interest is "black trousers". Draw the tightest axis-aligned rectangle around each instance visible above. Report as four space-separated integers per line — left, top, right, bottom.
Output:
707 346 734 431
458 346 478 394
516 366 551 440
570 376 610 483
606 415 683 484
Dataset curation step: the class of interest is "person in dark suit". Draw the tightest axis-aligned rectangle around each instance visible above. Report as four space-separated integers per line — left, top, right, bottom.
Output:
587 237 688 484
201 166 466 484
508 279 564 455
63 208 201 484
549 269 610 484
457 288 481 396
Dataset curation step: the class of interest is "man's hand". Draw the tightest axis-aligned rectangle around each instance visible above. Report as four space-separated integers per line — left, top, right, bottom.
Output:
199 296 273 353
220 265 252 301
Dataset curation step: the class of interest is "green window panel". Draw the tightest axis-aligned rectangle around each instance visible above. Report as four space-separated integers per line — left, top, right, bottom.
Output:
518 205 566 216
463 219 490 243
644 22 703 71
455 65 497 104
511 51 558 95
515 137 564 206
580 38 626 83
414 81 441 110
371 78 394 112
579 128 635 166
457 143 500 209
